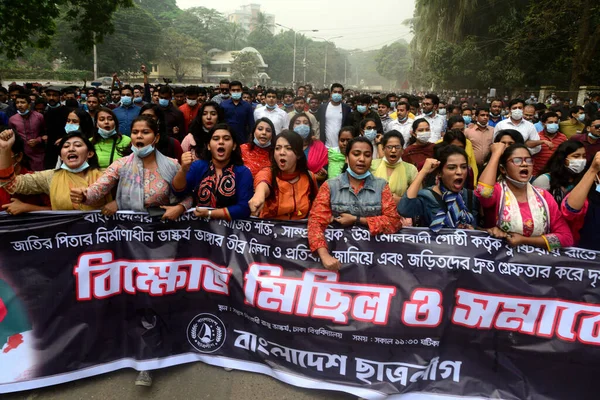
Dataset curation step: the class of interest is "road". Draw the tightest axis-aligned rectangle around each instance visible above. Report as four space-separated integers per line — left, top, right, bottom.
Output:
2 362 356 400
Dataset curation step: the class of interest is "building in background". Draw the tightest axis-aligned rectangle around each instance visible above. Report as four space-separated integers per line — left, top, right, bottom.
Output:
206 47 270 85
227 4 275 34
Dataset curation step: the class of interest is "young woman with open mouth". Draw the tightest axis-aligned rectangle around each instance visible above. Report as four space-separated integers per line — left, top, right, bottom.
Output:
308 136 403 271
289 113 328 183
181 101 224 160
398 145 479 231
248 130 318 220
0 129 109 211
70 115 191 220
476 142 573 251
240 118 275 177
172 123 252 221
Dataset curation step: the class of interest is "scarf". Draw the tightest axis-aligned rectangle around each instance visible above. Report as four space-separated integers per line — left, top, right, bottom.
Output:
50 168 107 210
306 140 328 173
196 163 238 208
373 157 408 197
429 184 474 232
328 147 346 179
498 180 549 237
116 152 180 212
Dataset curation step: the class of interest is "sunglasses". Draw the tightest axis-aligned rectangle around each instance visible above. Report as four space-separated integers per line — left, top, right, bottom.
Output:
508 157 533 166
593 124 600 130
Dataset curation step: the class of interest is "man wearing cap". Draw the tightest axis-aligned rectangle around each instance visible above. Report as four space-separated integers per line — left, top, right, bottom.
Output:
43 86 70 169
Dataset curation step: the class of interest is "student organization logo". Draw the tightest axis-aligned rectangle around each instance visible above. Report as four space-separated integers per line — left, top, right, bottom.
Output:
187 313 226 353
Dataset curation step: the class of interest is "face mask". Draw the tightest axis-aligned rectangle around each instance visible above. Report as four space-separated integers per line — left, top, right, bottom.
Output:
131 143 155 158
596 176 600 193
424 110 433 116
416 131 431 143
364 129 377 141
398 115 408 123
357 105 367 114
231 92 242 100
511 109 523 120
133 96 143 103
158 98 170 108
438 108 446 116
589 132 600 140
567 158 586 174
463 116 472 125
331 93 342 103
546 123 559 134
266 104 277 110
121 96 132 106
390 102 397 109
505 175 528 188
293 124 311 139
81 94 87 100
477 121 487 127
347 167 371 180
98 127 116 139
17 109 30 116
578 113 586 122
186 99 198 107
61 160 89 173
253 137 271 148
65 123 79 133
370 105 378 111
490 112 500 118
48 102 61 109
221 93 231 99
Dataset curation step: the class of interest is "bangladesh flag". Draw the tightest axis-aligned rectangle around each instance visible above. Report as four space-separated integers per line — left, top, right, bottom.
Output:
0 279 31 351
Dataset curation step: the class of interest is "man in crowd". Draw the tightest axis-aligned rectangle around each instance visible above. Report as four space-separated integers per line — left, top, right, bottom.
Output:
349 94 383 133
317 83 351 148
172 87 186 108
532 111 567 177
523 104 536 123
584 93 600 118
132 85 145 107
86 92 101 121
179 86 201 135
488 98 504 127
395 101 414 148
254 89 289 135
221 80 254 144
113 85 140 137
0 87 9 111
494 98 543 155
288 96 318 137
9 93 46 171
158 86 185 141
280 90 295 113
465 107 494 169
560 106 586 139
417 94 446 142
43 86 70 169
297 86 307 99
571 113 600 164
378 100 401 134
210 80 231 105
109 88 121 109
309 96 320 117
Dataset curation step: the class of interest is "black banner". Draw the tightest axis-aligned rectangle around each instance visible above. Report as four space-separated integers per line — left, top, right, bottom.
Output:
0 212 599 399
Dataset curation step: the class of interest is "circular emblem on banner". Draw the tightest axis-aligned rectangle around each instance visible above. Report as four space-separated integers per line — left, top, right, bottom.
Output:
187 313 226 353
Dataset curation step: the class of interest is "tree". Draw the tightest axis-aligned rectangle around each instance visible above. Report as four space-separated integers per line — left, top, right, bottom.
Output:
251 11 272 34
375 41 411 85
230 51 261 83
226 23 247 51
160 29 205 82
0 0 133 59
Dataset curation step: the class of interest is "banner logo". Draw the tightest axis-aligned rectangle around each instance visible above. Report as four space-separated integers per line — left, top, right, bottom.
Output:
187 313 226 353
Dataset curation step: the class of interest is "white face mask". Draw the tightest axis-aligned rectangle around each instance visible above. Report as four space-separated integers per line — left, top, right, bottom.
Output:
567 158 586 174
186 99 198 107
511 109 523 120
416 131 431 143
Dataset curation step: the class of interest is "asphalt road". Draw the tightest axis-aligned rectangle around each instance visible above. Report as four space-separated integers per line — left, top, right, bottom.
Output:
2 362 356 400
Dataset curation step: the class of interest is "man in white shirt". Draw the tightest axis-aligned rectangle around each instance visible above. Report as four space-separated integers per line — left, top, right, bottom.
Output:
316 83 351 148
395 101 414 148
377 100 402 133
416 93 446 142
254 89 290 135
493 98 549 155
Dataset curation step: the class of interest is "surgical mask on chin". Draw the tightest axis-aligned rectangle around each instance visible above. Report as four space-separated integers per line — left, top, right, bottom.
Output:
186 99 198 107
424 110 433 116
61 160 89 173
133 96 143 103
567 159 586 174
65 123 79 133
253 137 271 148
438 108 447 116
158 98 170 108
98 127 116 139
347 167 371 180
48 102 61 109
505 175 528 189
511 109 523 120
293 124 311 139
266 104 277 110
17 109 30 116
131 143 155 158
416 131 431 143
364 129 377 141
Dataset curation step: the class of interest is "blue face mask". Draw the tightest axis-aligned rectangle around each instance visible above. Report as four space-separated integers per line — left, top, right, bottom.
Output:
364 129 377 141
65 123 80 133
61 160 89 173
98 127 116 139
357 105 367 114
424 110 433 116
293 124 311 139
253 137 271 148
158 98 170 108
390 101 396 109
80 94 87 100
578 113 586 122
546 123 559 134
17 109 30 116
463 116 472 125
131 143 155 158
331 93 342 103
266 104 277 110
121 96 132 106
133 96 143 103
47 102 61 109
588 132 600 140
347 167 371 180
231 92 242 100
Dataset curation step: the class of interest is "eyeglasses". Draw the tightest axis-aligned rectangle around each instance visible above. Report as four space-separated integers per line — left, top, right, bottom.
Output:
593 124 600 130
365 126 377 130
508 157 533 166
385 145 402 151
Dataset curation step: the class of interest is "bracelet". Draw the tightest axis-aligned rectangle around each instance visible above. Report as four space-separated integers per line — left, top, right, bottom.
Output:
207 209 212 220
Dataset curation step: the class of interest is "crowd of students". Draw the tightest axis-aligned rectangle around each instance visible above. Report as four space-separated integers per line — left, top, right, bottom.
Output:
1 78 600 386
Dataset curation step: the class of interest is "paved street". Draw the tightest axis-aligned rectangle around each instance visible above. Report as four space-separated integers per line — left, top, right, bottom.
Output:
2 362 356 400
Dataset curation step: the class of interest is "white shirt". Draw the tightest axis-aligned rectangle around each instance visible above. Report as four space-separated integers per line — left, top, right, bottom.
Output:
381 115 402 134
324 102 343 148
397 117 414 148
493 118 541 154
416 113 446 143
254 106 290 135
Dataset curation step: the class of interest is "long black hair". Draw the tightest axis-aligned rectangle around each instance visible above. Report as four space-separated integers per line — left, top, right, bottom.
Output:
69 108 95 138
91 107 126 146
498 143 531 179
139 103 175 158
408 118 430 146
248 117 275 150
289 112 313 143
540 140 585 204
200 123 244 165
57 131 100 170
189 101 224 152
121 115 160 156
268 130 317 201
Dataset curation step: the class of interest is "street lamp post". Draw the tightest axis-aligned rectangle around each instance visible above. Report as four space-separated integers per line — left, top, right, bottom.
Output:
276 23 318 87
312 36 342 88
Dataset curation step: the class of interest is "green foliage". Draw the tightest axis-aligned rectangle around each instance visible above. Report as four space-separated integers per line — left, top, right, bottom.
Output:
160 29 205 82
375 42 411 84
231 51 261 83
0 69 92 81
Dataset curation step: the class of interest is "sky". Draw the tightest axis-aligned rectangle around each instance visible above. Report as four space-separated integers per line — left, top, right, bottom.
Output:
176 0 415 51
